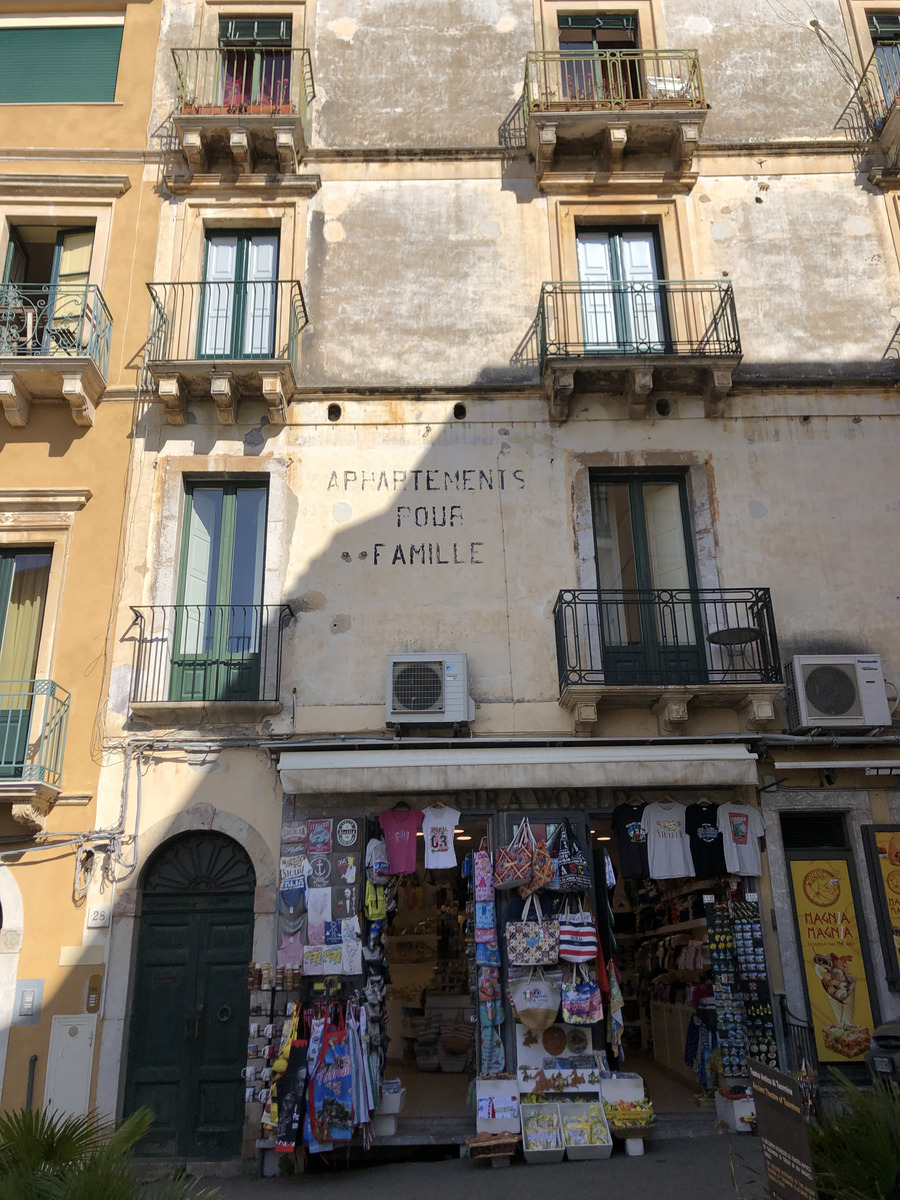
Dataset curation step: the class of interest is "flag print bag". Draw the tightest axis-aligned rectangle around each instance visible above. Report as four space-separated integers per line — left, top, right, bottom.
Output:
505 893 559 966
494 819 535 891
561 965 604 1026
558 895 599 963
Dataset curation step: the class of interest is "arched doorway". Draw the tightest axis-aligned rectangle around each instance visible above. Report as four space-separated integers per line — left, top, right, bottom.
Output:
124 832 255 1158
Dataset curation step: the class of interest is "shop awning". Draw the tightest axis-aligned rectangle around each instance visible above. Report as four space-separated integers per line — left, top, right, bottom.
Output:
277 743 758 795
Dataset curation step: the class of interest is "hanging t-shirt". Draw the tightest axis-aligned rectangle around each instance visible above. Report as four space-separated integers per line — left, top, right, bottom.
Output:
611 802 649 878
640 801 695 880
717 803 766 876
365 837 390 883
378 807 423 874
422 805 461 869
685 802 727 877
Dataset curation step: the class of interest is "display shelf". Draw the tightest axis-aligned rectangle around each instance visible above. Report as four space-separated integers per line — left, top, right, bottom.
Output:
616 917 707 942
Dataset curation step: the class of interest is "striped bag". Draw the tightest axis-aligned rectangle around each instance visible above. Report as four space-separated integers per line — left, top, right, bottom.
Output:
558 896 599 963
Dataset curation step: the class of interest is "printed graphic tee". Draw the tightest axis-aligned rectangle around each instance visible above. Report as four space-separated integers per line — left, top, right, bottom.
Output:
685 803 727 877
612 802 649 878
640 800 695 880
422 805 461 869
379 807 424 874
717 803 766 876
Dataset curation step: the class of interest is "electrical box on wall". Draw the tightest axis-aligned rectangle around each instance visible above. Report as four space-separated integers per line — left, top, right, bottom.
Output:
13 979 43 1026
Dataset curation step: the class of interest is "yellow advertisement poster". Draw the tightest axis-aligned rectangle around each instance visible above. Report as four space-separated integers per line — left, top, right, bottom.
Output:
872 831 900 978
790 859 875 1063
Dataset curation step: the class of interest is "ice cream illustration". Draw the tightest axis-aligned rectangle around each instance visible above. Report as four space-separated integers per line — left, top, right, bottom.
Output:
814 952 856 1025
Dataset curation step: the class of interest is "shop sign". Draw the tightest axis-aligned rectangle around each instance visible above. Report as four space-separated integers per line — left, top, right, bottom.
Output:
747 1059 817 1200
789 858 875 1062
862 825 900 985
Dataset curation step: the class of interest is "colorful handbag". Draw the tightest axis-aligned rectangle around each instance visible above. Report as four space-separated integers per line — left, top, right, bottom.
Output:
508 967 561 1031
474 842 494 901
494 819 536 891
558 896 599 962
476 938 501 967
475 900 496 943
521 833 554 896
553 819 591 893
561 965 604 1025
505 893 559 966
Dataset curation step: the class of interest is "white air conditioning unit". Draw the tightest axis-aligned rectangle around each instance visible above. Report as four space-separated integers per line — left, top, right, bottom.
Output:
386 653 472 724
786 654 891 731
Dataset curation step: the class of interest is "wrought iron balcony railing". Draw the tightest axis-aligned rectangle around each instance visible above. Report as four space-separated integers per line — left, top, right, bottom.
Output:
172 47 315 128
856 46 900 135
554 589 781 689
537 280 740 362
525 49 705 118
129 604 293 705
0 283 112 377
0 680 70 788
146 280 307 372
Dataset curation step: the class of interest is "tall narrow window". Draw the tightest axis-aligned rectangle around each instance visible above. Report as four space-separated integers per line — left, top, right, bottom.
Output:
218 17 292 113
558 13 639 103
868 13 900 118
200 231 279 359
172 484 268 702
0 550 52 776
590 475 703 684
577 227 666 352
1 225 94 358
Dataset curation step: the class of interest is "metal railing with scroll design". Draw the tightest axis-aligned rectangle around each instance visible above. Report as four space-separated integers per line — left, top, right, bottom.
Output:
129 604 293 705
856 46 900 135
0 284 112 378
525 49 705 118
146 280 307 372
553 588 781 689
0 680 70 787
537 280 740 362
172 47 315 131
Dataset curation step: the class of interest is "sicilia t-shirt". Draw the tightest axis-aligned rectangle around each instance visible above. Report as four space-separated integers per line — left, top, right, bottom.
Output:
640 801 695 880
379 807 423 874
717 803 765 876
422 805 461 869
611 802 649 879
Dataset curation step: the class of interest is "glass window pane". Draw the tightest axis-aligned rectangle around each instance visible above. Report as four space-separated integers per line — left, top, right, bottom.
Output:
181 489 223 653
0 551 52 683
229 488 266 609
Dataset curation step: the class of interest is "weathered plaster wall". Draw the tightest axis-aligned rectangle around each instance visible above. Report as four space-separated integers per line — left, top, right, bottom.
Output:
302 176 546 386
311 0 534 149
662 0 853 143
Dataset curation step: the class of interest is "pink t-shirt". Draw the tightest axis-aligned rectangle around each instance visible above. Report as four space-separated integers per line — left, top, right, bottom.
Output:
379 807 424 874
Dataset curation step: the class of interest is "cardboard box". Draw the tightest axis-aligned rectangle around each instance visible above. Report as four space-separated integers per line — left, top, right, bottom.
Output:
715 1090 756 1133
476 1078 520 1134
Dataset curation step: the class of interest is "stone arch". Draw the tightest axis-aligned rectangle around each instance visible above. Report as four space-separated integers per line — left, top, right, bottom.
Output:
95 804 276 1119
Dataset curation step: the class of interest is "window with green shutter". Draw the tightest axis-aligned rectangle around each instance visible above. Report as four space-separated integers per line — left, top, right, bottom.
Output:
0 26 123 104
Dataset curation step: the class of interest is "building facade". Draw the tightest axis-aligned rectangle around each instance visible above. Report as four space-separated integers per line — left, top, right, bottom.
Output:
3 0 900 1167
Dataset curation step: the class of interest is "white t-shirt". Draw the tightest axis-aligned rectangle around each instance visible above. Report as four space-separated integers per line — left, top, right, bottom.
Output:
422 805 461 869
640 801 695 880
717 804 766 876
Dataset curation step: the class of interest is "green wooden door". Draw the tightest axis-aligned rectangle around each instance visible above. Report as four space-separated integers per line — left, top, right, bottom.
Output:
0 550 51 779
125 834 255 1159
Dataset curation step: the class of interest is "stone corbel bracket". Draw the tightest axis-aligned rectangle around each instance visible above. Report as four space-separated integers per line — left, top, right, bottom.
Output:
704 366 735 418
211 372 238 424
652 692 693 736
157 375 187 425
0 374 31 427
543 366 575 424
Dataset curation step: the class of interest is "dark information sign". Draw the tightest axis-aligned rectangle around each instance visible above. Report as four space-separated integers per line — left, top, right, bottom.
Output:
747 1059 818 1200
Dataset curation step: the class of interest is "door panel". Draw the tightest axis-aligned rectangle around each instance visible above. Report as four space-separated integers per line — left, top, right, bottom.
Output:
201 236 239 356
618 232 664 349
242 234 277 357
576 233 616 347
47 229 94 356
126 899 253 1158
44 1016 97 1117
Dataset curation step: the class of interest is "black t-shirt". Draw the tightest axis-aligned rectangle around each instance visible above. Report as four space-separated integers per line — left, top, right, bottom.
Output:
685 803 727 877
612 803 649 879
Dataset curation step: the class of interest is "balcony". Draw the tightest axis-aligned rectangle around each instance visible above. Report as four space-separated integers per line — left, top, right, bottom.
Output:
537 279 741 422
0 680 70 831
172 47 315 175
0 284 112 427
524 49 707 186
129 604 293 726
553 589 782 735
146 280 308 424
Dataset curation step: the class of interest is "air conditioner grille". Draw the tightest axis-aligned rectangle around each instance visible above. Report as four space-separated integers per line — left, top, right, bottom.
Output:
391 661 444 712
801 663 862 719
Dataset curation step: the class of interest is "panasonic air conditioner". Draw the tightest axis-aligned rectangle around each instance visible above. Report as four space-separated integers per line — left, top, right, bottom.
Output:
386 653 471 724
786 654 891 731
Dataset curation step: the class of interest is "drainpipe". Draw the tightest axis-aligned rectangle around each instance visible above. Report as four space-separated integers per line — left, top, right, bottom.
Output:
25 1055 37 1111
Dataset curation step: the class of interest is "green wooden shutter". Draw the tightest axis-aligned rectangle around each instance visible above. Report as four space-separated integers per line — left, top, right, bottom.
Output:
0 27 123 103
558 14 637 31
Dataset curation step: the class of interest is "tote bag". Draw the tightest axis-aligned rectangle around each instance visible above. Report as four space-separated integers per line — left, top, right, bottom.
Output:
494 819 535 891
561 965 604 1025
509 968 561 1031
555 819 591 893
505 893 559 966
558 896 599 963
473 844 494 901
